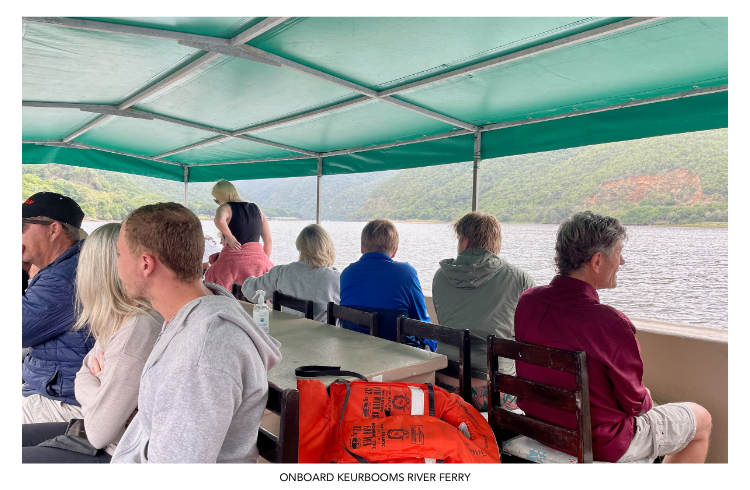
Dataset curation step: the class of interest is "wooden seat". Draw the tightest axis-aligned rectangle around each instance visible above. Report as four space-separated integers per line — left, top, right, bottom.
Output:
486 335 593 464
272 291 314 320
327 302 379 337
231 282 248 302
257 383 300 463
396 316 472 406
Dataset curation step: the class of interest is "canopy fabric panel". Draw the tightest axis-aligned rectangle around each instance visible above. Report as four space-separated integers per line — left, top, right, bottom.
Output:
162 138 300 165
22 107 99 141
22 144 184 181
22 23 199 105
397 18 728 125
22 17 728 182
248 17 625 90
253 99 456 153
136 55 355 132
80 17 266 38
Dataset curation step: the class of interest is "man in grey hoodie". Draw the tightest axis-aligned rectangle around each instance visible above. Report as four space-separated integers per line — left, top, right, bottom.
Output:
432 212 535 411
111 202 282 463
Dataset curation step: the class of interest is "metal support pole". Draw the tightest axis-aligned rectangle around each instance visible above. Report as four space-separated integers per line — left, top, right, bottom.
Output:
316 156 323 224
183 165 189 207
472 131 481 212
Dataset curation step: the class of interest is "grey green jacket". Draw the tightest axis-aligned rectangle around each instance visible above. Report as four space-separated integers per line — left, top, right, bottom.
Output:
432 249 535 375
111 284 282 463
242 261 340 323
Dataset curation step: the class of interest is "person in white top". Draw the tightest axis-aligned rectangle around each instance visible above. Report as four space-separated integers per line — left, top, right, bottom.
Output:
242 224 340 322
22 223 162 463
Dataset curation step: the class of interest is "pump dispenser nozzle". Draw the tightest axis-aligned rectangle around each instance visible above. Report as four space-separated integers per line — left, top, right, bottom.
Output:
252 289 266 304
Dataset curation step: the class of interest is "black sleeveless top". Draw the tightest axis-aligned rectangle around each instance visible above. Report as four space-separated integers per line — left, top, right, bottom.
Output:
226 201 263 244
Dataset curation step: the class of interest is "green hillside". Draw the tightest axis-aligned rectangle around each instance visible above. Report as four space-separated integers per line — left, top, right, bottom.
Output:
21 165 297 220
21 164 396 222
238 171 397 221
22 129 727 225
348 129 728 225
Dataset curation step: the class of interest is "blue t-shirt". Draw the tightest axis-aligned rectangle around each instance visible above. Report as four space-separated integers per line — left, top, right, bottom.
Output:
340 252 430 322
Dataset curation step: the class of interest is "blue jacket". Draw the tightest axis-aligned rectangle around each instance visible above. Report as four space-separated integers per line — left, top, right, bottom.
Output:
340 253 436 351
22 241 94 406
341 253 431 322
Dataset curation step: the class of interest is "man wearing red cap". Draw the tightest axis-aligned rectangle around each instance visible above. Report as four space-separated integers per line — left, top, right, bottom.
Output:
22 192 95 423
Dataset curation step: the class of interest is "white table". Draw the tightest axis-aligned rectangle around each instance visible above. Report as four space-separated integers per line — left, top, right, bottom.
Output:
238 305 448 390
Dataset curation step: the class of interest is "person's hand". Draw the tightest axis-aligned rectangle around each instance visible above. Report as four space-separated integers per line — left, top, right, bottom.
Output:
90 351 104 376
225 234 242 251
22 261 32 273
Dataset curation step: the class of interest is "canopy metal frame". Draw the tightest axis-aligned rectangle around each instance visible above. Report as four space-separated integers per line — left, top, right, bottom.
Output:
22 16 727 224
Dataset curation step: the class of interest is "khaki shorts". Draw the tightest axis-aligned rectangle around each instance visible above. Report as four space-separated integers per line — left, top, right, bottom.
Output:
22 393 83 424
617 402 697 462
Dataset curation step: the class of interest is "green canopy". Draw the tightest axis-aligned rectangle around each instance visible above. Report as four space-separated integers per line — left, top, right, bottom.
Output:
22 17 728 183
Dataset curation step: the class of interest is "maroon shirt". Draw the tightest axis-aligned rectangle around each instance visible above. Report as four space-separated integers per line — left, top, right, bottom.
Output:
514 275 653 462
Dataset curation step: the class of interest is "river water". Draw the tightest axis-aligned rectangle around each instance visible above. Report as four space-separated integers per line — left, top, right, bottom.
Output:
82 220 728 329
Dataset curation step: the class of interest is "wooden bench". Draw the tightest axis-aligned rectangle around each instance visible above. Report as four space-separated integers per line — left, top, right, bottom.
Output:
327 302 379 337
487 334 593 463
273 291 314 320
231 282 248 302
257 383 299 463
396 316 472 406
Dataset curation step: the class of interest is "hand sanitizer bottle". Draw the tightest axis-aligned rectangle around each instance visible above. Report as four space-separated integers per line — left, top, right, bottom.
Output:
252 290 270 334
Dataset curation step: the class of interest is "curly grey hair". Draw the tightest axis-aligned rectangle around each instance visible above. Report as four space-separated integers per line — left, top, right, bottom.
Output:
555 211 627 276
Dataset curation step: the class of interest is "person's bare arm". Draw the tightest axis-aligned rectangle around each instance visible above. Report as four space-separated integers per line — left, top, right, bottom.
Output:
260 212 273 258
214 204 241 250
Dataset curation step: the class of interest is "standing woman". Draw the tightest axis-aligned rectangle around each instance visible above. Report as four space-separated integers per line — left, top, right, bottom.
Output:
205 179 274 291
22 223 163 463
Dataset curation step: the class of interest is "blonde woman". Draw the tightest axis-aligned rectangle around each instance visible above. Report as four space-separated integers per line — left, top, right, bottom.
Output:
22 223 163 463
242 224 340 322
205 179 274 290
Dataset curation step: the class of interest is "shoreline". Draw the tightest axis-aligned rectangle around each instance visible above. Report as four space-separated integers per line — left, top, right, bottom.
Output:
344 219 729 228
82 218 728 228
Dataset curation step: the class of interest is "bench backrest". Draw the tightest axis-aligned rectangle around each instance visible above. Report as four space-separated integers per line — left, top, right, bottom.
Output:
230 282 248 302
486 335 592 463
272 291 314 320
327 302 379 337
397 316 472 405
257 383 300 463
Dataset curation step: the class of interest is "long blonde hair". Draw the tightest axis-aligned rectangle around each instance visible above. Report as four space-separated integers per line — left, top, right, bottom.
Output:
72 223 152 347
211 179 242 203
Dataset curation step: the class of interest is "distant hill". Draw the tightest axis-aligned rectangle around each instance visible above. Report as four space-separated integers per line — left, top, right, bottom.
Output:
349 129 728 225
21 164 395 221
235 171 397 221
22 129 726 225
21 165 298 220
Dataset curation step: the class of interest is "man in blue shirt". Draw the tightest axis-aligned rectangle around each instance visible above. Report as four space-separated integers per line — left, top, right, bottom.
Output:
340 219 435 350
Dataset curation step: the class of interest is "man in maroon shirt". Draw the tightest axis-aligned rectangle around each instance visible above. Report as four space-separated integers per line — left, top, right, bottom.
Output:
514 211 712 463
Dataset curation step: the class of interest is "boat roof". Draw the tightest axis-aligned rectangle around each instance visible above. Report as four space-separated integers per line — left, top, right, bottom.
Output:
22 17 728 183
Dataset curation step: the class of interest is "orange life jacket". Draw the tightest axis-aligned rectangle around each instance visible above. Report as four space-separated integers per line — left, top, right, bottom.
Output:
298 379 500 464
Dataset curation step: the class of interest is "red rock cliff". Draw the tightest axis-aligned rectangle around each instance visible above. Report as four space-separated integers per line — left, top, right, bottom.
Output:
584 168 711 207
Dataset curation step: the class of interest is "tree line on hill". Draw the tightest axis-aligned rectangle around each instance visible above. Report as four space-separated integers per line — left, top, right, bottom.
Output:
349 129 727 225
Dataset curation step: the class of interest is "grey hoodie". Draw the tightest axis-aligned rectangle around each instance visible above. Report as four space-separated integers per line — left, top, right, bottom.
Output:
242 261 340 323
111 284 282 463
432 249 535 375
